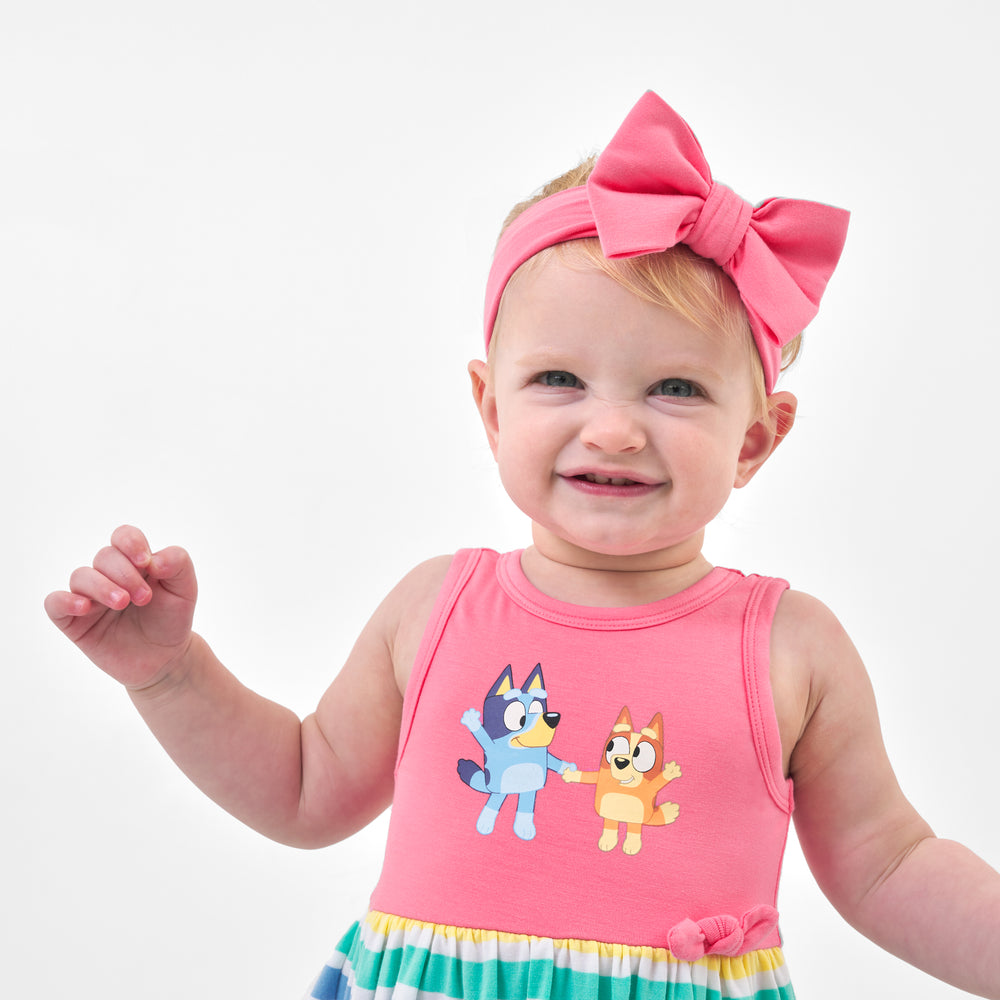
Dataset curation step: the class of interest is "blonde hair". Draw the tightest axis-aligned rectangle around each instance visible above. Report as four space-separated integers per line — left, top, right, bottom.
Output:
492 156 803 417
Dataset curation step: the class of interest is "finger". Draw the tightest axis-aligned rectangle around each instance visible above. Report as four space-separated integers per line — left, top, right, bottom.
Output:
93 545 153 606
44 590 93 625
68 565 133 611
147 546 198 602
110 524 153 570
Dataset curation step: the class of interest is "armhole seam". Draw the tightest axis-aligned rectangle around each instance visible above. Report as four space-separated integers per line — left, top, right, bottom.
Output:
742 575 794 814
394 548 484 775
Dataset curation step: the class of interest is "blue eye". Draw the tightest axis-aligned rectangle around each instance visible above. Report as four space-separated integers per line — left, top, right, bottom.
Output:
536 371 580 388
652 378 699 398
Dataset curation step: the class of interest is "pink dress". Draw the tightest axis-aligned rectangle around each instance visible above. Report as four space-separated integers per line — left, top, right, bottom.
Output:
308 549 795 999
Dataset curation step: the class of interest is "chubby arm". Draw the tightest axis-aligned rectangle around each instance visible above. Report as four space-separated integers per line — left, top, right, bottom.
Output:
46 526 450 849
775 591 1000 997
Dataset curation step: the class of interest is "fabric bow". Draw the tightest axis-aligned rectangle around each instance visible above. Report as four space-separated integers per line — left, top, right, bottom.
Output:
666 904 780 961
483 91 849 393
586 91 849 391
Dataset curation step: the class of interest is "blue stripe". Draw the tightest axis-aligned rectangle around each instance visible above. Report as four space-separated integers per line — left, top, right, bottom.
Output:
308 919 795 1000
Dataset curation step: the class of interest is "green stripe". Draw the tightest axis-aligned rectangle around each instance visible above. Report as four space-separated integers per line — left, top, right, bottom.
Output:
347 937 794 1000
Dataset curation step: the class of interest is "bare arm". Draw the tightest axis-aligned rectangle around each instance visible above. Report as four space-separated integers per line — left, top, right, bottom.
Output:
775 591 1000 997
45 526 450 849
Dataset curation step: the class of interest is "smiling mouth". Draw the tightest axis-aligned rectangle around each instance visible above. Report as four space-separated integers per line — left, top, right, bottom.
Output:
577 473 642 486
563 472 662 496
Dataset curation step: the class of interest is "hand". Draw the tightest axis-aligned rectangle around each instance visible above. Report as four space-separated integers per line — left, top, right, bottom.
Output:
461 708 481 732
662 761 682 782
44 525 198 690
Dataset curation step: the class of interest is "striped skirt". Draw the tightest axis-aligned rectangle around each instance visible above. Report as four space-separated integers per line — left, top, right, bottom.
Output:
306 911 795 1000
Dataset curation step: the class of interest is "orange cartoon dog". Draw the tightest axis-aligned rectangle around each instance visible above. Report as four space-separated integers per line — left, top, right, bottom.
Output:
563 707 681 855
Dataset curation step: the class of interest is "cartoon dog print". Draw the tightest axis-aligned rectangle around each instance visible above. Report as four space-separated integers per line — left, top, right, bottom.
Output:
458 663 575 841
563 706 680 855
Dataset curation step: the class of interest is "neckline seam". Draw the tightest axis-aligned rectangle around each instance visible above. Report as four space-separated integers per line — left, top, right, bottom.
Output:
495 551 740 630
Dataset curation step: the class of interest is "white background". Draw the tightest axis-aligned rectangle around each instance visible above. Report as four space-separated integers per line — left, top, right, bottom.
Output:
4 1 999 997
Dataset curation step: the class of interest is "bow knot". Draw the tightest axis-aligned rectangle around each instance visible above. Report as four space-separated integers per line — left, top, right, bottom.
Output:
667 904 780 961
685 182 752 268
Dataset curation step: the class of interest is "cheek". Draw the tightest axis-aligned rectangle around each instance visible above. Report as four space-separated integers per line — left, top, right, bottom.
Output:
495 443 547 493
492 414 567 514
495 406 564 462
668 419 735 461
492 423 537 487
670 423 748 495
692 414 751 460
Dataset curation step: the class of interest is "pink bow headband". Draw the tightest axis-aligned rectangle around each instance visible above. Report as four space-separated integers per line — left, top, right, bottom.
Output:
483 91 850 393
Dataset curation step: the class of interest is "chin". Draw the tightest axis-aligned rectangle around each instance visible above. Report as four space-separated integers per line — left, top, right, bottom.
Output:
541 529 689 565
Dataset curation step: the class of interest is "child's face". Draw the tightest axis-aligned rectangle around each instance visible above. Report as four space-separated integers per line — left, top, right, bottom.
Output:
472 257 787 570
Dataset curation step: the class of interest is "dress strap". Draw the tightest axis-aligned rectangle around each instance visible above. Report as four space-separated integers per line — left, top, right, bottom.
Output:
742 575 794 813
395 549 488 773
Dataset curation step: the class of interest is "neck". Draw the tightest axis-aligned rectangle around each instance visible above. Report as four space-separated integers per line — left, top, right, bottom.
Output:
520 530 714 607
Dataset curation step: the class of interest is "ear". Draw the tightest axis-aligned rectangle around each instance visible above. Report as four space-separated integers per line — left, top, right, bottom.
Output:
734 391 797 489
489 665 515 698
468 359 500 459
642 712 664 742
524 663 544 692
613 706 633 733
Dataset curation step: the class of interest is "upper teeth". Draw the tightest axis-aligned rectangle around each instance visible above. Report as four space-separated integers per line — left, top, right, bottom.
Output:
585 474 636 486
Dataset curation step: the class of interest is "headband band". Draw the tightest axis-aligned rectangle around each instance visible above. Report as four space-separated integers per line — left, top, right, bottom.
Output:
484 91 850 393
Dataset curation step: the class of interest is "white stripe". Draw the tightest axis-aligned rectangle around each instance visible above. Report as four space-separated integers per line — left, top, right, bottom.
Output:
351 914 792 994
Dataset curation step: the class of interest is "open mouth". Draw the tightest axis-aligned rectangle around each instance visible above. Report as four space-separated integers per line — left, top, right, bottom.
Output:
562 470 661 496
577 473 641 486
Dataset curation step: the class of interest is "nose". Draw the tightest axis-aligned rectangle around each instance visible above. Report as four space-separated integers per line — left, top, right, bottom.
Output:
580 400 646 454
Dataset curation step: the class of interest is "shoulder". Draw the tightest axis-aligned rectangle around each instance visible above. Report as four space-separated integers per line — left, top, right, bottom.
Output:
369 553 457 621
372 554 460 694
771 587 865 687
391 553 457 600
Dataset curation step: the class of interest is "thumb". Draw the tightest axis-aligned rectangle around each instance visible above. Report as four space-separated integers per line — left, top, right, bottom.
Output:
147 546 198 603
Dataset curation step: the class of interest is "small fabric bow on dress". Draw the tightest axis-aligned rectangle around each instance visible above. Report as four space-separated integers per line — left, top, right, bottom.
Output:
484 91 849 393
666 904 780 961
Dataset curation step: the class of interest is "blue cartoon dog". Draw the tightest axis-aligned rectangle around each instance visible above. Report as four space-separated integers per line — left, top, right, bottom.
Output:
457 663 575 841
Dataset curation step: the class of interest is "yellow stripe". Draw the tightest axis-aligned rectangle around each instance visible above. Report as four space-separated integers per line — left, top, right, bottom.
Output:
362 911 787 980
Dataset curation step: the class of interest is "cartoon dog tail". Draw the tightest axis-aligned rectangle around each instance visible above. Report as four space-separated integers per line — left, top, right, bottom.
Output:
457 759 486 789
647 801 681 826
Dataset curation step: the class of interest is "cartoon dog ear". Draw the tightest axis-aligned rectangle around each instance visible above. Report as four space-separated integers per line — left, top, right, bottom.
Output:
523 663 545 692
489 665 515 698
642 712 664 742
613 706 633 733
